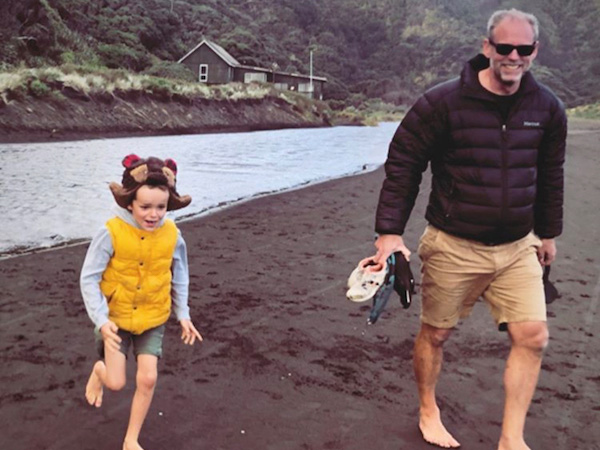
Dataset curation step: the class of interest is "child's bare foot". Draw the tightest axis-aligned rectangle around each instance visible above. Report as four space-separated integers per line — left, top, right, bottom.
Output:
123 439 144 450
85 361 104 407
498 435 531 450
419 407 461 448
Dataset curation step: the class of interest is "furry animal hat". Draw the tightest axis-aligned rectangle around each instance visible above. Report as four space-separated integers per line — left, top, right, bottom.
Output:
109 154 192 211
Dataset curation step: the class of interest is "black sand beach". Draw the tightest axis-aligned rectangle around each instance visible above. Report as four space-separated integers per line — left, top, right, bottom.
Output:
1 119 599 450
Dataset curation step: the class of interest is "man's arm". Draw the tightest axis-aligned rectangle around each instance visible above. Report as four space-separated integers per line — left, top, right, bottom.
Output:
532 97 566 267
534 99 567 240
374 92 445 263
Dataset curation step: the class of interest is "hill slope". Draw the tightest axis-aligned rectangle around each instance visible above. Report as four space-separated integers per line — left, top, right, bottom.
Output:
2 0 600 107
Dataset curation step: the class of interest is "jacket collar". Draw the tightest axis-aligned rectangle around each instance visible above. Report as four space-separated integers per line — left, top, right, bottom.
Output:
460 54 539 100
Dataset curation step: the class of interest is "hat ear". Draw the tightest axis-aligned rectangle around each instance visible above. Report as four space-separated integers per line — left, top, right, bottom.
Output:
162 167 176 187
167 193 192 211
122 154 141 168
109 181 133 209
164 158 178 175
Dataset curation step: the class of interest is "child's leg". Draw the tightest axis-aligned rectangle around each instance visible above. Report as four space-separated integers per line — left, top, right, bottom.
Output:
85 343 127 407
123 354 158 450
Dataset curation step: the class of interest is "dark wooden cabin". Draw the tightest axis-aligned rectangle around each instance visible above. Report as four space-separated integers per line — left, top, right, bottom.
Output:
178 40 326 99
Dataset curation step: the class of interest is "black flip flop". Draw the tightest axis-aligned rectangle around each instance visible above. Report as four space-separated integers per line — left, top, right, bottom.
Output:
543 265 559 304
393 252 415 309
367 252 416 324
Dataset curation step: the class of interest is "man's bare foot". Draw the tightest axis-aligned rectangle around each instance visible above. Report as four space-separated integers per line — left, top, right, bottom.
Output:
419 407 461 448
123 438 144 450
85 361 104 408
498 435 531 450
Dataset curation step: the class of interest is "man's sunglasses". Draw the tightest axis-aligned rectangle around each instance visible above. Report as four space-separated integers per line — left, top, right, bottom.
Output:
489 39 537 56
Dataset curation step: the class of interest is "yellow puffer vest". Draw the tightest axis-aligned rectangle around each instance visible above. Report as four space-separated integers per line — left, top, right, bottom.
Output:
100 217 178 334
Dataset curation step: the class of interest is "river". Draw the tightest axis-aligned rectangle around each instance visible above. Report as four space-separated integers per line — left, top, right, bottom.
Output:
0 123 398 256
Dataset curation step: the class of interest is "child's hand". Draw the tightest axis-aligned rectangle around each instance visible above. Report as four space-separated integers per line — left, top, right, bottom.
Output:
180 319 203 346
100 321 122 353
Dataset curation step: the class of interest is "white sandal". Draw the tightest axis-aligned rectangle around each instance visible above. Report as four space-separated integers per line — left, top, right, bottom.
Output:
346 257 388 302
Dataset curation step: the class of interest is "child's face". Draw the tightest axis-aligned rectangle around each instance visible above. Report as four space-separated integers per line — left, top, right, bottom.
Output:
127 185 169 231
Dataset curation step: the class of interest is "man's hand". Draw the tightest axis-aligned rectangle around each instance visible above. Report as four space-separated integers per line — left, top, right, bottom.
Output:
373 234 411 268
99 321 122 353
180 319 203 346
537 238 556 266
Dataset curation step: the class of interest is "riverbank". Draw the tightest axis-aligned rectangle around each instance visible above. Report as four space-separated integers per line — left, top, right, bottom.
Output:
0 91 333 143
1 119 599 449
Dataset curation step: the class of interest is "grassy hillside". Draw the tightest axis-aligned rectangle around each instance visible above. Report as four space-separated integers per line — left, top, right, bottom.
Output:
1 0 600 108
0 65 338 143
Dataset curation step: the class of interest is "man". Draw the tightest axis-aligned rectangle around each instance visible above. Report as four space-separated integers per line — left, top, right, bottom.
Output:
373 9 566 450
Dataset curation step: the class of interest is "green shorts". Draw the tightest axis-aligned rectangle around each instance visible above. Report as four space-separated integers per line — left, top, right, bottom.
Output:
95 324 165 359
417 225 546 330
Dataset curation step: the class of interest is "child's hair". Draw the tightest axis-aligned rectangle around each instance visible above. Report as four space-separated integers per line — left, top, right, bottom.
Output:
109 154 192 211
130 183 170 205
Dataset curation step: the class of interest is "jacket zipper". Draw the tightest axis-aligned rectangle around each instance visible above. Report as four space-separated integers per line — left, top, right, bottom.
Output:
501 123 508 232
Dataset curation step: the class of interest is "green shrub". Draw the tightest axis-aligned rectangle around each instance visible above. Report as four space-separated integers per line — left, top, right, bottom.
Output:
97 44 151 72
143 61 196 82
0 38 21 68
323 80 349 102
347 93 368 109
29 79 51 97
61 51 76 64
36 68 61 85
49 90 67 103
103 29 140 48
142 76 174 100
326 99 347 111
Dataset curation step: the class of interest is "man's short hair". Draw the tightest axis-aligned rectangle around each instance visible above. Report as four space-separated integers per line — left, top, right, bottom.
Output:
487 9 539 41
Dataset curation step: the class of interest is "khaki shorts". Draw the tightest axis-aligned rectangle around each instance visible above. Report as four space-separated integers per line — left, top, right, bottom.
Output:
95 324 165 359
417 225 545 330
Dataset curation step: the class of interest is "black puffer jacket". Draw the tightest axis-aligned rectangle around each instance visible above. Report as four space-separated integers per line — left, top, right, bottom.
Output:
376 55 567 245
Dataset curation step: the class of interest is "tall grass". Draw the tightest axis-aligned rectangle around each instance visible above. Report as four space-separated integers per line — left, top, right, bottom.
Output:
568 103 600 120
0 66 314 105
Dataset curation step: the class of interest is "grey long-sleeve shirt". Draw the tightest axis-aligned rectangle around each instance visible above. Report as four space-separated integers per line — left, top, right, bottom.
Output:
80 207 191 330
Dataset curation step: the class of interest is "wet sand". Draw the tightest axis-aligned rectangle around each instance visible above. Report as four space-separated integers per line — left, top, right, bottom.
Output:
1 119 599 450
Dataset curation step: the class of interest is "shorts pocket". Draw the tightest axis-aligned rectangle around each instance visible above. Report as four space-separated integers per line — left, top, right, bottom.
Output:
519 232 543 253
529 233 543 249
418 225 441 260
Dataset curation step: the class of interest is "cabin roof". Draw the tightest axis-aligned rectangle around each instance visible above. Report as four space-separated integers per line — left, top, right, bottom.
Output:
178 39 241 66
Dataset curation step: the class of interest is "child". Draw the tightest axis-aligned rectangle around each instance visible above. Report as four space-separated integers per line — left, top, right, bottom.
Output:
80 154 203 450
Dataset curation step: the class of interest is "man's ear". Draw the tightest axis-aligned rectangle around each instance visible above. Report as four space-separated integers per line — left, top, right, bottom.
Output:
531 41 539 60
482 38 493 58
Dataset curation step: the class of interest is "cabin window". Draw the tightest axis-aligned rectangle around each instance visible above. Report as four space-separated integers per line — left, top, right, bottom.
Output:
244 72 267 83
199 64 208 82
298 82 314 93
